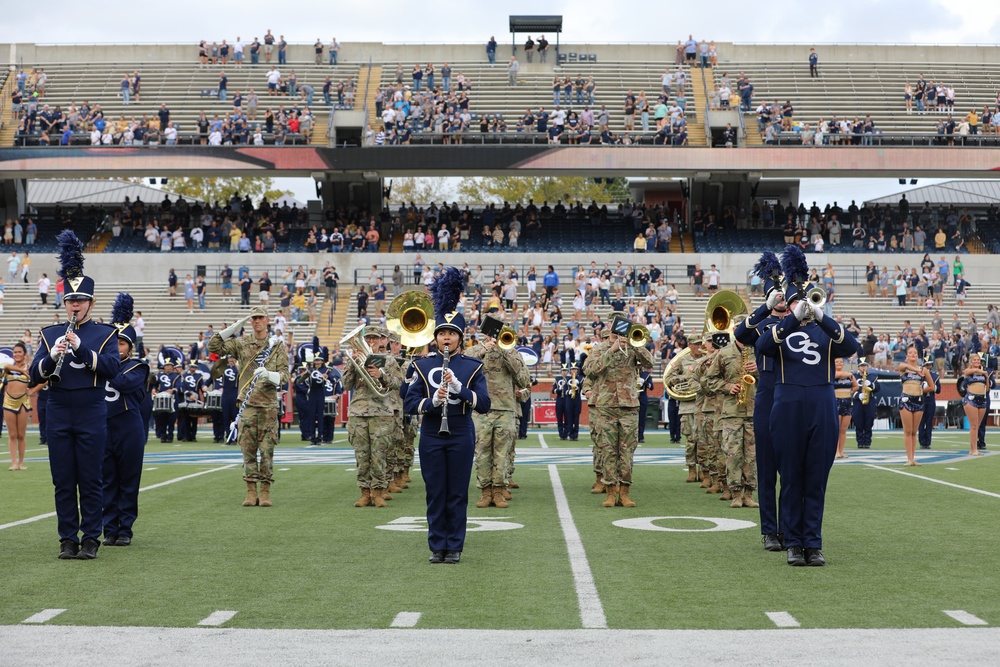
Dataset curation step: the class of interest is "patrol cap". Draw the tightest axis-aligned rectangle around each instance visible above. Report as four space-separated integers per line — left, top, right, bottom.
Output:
249 305 268 318
600 329 611 339
687 334 703 346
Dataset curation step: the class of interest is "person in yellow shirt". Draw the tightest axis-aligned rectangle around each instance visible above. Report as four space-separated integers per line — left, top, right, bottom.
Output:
966 109 980 134
633 233 647 252
229 225 242 251
934 227 947 250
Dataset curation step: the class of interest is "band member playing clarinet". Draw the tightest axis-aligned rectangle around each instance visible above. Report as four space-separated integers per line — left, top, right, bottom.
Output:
405 268 490 565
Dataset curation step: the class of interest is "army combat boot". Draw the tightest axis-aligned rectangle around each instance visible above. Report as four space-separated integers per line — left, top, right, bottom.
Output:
476 487 493 508
242 481 258 507
492 486 509 509
403 467 412 484
699 470 712 488
372 488 388 508
388 476 403 494
730 487 744 508
501 486 512 500
742 489 759 508
258 482 272 507
399 472 410 489
354 488 372 507
618 485 637 508
591 473 605 494
602 484 619 507
720 479 733 501
686 465 698 483
706 475 722 494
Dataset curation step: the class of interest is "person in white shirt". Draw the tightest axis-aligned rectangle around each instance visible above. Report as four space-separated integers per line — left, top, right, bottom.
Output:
172 228 186 250
123 128 134 145
266 67 282 95
163 123 178 145
90 129 101 145
101 130 113 145
253 130 264 145
208 129 222 145
437 225 450 250
189 226 204 249
37 273 50 306
272 312 287 336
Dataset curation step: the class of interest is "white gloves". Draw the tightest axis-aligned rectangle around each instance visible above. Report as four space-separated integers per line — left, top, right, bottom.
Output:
792 300 810 322
51 337 66 361
253 366 280 386
449 376 463 394
432 392 445 408
221 316 250 339
811 304 824 322
766 288 781 310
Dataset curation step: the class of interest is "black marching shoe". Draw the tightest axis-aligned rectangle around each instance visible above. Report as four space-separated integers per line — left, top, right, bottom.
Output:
762 534 784 552
116 536 132 546
786 546 806 566
804 548 826 566
76 538 100 560
428 550 445 564
443 550 461 564
102 535 119 547
58 539 79 560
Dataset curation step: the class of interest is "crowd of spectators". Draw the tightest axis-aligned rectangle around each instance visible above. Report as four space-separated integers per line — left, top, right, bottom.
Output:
196 34 342 67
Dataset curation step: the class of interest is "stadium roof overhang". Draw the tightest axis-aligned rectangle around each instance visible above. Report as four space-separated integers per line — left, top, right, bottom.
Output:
2 146 1000 180
509 16 562 34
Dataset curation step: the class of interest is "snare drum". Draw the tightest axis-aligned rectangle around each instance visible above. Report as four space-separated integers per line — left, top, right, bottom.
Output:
153 393 175 413
205 390 223 411
324 397 338 417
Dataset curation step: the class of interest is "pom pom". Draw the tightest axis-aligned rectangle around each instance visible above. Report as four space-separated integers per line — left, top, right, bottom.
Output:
430 267 464 315
780 244 810 286
110 292 134 325
56 230 85 279
753 251 782 281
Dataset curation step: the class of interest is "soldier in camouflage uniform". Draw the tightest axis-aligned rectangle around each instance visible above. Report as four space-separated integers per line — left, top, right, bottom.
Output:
208 306 290 507
343 326 403 508
467 336 530 508
583 325 654 507
509 385 532 489
386 332 408 493
705 330 759 508
690 337 720 490
665 335 704 483
583 330 609 493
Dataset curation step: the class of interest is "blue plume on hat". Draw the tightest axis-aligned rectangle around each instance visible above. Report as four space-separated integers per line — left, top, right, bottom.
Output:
110 292 134 325
780 244 810 286
753 251 782 282
430 267 464 315
56 230 85 279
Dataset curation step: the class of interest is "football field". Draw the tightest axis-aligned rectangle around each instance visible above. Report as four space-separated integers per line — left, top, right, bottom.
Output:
1 429 999 664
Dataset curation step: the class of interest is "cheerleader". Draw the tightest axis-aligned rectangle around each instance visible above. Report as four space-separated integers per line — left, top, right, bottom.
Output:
962 353 990 457
833 358 858 459
897 345 934 466
2 342 37 470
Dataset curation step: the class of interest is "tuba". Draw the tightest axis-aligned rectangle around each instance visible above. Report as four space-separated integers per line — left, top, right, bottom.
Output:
705 290 748 335
663 347 697 401
386 290 436 349
340 324 391 397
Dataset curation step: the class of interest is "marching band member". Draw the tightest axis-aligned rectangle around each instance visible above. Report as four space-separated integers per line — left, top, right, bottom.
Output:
583 317 654 508
918 355 942 450
637 367 653 443
294 360 312 442
962 353 990 457
897 345 934 466
852 359 878 449
404 267 490 564
552 364 569 440
3 342 37 471
665 334 704 483
734 250 785 550
306 346 329 447
323 366 342 445
565 365 583 441
30 230 120 560
833 358 858 459
757 245 859 567
220 356 239 444
208 306 289 508
517 372 537 440
386 331 408 492
179 361 204 442
153 359 180 443
467 319 530 509
102 293 149 547
398 348 423 487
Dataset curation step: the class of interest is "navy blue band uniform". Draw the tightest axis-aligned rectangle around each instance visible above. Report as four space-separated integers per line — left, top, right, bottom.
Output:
899 370 926 412
154 366 180 442
178 367 204 441
918 369 942 448
963 371 989 410
852 367 879 449
103 355 150 544
637 369 653 442
833 375 854 416
552 371 568 439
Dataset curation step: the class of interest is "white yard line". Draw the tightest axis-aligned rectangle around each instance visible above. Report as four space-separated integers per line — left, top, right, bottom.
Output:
943 610 988 626
22 609 67 624
198 611 238 627
390 612 421 628
868 465 1000 499
538 433 549 449
766 611 801 628
547 465 607 629
0 464 238 531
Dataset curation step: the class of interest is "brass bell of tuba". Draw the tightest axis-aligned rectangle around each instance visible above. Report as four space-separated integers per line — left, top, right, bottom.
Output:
705 290 748 335
663 347 697 401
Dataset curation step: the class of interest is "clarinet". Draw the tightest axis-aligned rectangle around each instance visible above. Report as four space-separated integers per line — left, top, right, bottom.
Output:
49 314 78 384
439 344 451 436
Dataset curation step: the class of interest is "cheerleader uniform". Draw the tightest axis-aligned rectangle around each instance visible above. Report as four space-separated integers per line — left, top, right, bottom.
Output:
963 371 989 410
2 367 32 413
833 376 854 416
899 370 925 412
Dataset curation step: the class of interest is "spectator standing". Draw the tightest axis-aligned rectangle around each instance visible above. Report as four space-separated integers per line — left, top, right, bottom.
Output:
218 71 228 102
37 272 50 307
507 57 519 87
314 39 324 65
329 38 340 65
486 36 497 65
809 48 819 78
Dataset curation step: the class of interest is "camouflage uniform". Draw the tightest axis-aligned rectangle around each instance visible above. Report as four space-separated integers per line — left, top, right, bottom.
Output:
511 386 532 481
208 331 290 484
466 344 530 493
705 342 758 500
582 374 603 480
401 357 419 471
690 349 719 480
583 338 654 496
665 348 702 468
343 351 403 490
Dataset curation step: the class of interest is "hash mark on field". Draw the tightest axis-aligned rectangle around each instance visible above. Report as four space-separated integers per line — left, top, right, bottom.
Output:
279 468 291 471
548 465 607 629
145 468 158 471
538 433 549 449
869 465 1000 499
766 611 800 628
945 467 960 471
390 612 421 628
943 610 988 626
198 610 238 626
22 609 66 624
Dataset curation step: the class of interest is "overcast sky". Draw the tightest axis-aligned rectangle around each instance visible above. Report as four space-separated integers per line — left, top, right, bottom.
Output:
11 0 987 205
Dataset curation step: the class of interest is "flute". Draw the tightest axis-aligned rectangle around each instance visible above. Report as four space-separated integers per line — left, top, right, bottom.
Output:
439 344 451 436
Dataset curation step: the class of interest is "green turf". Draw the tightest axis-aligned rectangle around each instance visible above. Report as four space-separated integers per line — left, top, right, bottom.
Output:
1 431 998 630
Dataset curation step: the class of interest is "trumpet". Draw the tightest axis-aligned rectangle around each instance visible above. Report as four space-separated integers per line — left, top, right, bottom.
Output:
806 286 827 308
627 323 650 348
49 314 78 384
498 326 518 350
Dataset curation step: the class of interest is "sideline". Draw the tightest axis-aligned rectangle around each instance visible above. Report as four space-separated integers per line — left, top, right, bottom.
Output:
868 464 1000 499
547 465 607 629
0 465 238 531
